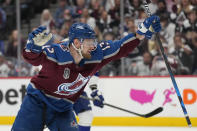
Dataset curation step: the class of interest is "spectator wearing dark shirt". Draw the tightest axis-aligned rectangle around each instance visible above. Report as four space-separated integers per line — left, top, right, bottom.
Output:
108 0 129 28
155 0 170 17
182 10 197 49
192 36 197 74
0 7 7 40
127 0 144 18
89 0 103 20
172 33 193 74
6 30 25 58
96 10 113 34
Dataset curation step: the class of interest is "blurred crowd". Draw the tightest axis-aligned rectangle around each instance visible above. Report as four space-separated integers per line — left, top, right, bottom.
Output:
0 0 197 77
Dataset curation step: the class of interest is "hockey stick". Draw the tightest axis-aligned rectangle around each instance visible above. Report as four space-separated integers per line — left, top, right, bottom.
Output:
143 0 192 127
80 95 163 118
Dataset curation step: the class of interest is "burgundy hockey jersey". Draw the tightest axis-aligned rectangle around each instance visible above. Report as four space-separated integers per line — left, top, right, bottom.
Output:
23 33 140 103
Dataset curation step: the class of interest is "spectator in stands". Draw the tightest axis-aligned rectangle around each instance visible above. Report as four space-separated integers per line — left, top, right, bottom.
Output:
155 0 169 17
104 0 115 12
54 0 73 28
0 7 6 30
188 8 197 26
63 9 72 22
183 10 197 41
172 33 193 74
89 0 103 20
176 9 197 36
79 10 103 41
73 0 88 18
20 0 32 24
192 36 197 74
191 0 197 5
103 32 114 41
81 8 96 29
96 10 112 34
2 0 15 35
6 30 25 58
165 0 175 13
108 0 124 28
148 0 158 14
123 14 131 31
151 43 179 76
124 18 136 36
177 0 194 15
0 7 7 40
129 51 153 76
0 52 10 77
135 9 147 27
148 35 167 57
40 9 55 33
159 13 176 52
127 0 144 18
59 19 73 38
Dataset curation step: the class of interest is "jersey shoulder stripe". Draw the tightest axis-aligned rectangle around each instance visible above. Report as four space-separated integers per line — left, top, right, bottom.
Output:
42 42 73 65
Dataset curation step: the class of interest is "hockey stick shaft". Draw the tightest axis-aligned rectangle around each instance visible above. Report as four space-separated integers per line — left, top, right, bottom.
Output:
80 95 163 118
143 0 192 127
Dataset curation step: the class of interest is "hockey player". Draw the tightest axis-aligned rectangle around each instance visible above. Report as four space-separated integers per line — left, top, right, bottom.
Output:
29 36 103 131
12 15 161 131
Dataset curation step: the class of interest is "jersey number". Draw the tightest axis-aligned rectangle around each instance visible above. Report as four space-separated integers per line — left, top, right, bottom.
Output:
99 42 110 51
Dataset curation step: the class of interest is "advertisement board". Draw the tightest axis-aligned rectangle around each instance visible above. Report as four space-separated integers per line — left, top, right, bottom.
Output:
0 76 197 126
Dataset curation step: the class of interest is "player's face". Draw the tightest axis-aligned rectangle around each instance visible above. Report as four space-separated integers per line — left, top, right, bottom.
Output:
81 39 97 59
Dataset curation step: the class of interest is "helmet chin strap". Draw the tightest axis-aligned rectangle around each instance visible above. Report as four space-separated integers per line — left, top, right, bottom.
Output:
71 42 84 59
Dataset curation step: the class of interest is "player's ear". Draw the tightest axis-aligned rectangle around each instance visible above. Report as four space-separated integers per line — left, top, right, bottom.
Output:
73 39 80 48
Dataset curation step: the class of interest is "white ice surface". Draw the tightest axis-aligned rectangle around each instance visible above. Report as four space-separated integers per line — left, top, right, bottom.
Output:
1 126 197 131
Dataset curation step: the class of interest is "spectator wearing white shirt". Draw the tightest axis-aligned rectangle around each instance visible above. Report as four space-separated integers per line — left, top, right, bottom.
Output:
148 0 158 14
130 51 153 76
40 9 55 33
152 44 179 76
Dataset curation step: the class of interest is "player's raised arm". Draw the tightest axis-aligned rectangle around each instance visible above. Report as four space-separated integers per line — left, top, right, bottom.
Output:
99 15 161 66
22 26 54 66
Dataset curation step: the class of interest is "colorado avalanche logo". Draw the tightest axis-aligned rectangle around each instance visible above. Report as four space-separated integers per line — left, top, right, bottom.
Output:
55 74 90 96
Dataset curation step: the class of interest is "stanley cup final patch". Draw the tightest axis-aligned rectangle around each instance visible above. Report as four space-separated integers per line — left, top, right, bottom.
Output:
63 68 70 79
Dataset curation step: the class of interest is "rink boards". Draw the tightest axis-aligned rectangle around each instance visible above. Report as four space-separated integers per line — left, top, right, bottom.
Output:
0 76 197 126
